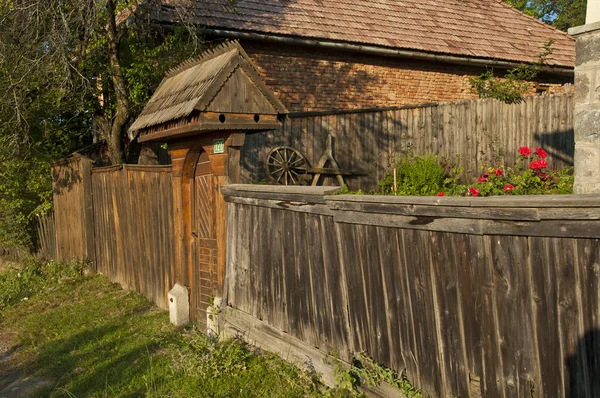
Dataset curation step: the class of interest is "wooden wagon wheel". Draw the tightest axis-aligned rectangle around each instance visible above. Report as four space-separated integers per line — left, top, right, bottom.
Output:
265 146 309 185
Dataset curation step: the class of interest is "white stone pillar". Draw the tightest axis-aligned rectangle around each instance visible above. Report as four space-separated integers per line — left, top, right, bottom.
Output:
569 2 600 193
587 0 600 24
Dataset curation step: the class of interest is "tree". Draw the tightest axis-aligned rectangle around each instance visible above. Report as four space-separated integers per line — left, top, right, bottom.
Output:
0 0 204 248
504 0 587 31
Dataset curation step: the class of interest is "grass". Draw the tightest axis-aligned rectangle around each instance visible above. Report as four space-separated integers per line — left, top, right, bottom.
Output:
0 259 331 397
0 258 420 397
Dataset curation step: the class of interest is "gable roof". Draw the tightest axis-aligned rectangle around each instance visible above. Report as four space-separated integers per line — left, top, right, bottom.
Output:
152 0 575 68
129 40 288 135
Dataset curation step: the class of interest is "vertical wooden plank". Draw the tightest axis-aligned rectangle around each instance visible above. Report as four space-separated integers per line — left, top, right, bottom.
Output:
401 228 443 396
269 206 287 332
430 232 470 397
376 227 407 373
295 211 318 347
575 238 600 398
489 235 540 397
337 223 365 354
361 225 390 365
321 215 351 358
249 205 262 320
478 235 507 397
80 158 96 268
304 213 332 350
551 238 585 397
529 237 562 397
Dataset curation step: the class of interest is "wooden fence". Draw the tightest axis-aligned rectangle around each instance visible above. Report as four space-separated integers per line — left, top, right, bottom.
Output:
222 185 600 398
34 213 56 260
50 157 175 310
91 165 175 309
240 93 574 189
52 154 95 262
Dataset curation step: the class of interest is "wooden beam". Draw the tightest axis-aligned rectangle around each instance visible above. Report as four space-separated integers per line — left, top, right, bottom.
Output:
221 308 404 397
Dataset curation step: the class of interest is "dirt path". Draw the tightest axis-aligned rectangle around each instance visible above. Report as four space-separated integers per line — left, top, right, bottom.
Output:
0 330 51 397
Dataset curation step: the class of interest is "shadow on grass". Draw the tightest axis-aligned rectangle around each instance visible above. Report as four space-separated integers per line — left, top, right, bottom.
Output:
1 278 174 397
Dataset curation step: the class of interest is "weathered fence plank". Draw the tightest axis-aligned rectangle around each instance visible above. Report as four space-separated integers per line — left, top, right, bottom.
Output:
91 165 174 309
34 213 57 260
241 93 574 189
224 185 600 397
52 155 95 263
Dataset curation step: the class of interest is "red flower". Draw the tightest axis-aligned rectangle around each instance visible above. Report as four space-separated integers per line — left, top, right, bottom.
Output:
539 173 548 181
477 177 487 183
467 187 480 197
529 160 548 170
483 172 490 178
518 146 532 157
504 184 514 192
495 169 503 176
534 147 547 159
436 192 445 196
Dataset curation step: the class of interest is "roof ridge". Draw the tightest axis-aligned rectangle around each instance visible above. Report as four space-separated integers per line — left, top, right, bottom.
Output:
494 0 575 42
165 40 242 78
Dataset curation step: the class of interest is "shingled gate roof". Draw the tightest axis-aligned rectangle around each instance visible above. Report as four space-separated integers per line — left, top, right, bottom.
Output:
129 40 288 134
152 0 575 68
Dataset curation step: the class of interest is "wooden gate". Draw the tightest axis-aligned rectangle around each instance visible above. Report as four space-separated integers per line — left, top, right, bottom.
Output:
192 151 219 326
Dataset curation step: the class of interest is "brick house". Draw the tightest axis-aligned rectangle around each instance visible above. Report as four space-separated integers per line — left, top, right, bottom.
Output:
149 0 575 112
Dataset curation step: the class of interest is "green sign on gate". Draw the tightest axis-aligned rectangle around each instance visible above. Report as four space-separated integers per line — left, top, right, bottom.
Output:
213 138 225 154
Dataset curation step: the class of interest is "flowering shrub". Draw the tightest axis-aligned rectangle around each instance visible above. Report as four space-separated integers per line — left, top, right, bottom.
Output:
377 146 573 197
468 146 573 196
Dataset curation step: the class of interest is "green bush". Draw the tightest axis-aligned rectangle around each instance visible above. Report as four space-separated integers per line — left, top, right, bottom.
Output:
378 155 465 196
0 257 83 311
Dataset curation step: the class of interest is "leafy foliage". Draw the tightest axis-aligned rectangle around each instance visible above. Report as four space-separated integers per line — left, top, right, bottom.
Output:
378 154 466 196
469 40 554 104
504 0 586 31
324 351 423 397
0 0 206 249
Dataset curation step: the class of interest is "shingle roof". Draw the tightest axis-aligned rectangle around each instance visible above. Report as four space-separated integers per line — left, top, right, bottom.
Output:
154 0 575 68
129 40 287 134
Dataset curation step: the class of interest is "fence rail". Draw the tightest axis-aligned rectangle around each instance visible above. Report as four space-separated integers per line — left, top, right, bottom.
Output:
241 93 574 189
223 185 600 398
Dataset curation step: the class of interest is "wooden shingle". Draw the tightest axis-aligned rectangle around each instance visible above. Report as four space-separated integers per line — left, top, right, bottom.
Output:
129 41 288 142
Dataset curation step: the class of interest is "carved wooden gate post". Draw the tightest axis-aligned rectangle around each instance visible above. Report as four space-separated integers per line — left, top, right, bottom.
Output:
128 41 287 325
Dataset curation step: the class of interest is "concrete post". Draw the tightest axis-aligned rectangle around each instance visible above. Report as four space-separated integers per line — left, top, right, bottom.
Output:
168 283 189 326
569 7 600 193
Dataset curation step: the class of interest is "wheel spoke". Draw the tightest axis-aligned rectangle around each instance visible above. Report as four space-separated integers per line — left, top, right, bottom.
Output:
289 169 302 184
289 157 305 166
287 171 296 184
274 150 285 163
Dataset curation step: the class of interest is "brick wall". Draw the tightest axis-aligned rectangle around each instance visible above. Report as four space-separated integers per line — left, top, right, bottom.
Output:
239 39 572 112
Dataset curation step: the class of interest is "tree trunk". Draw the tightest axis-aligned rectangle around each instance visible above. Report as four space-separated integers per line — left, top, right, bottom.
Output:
105 0 130 165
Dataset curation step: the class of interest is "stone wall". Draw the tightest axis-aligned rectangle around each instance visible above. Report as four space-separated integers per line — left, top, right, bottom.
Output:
238 39 572 112
570 21 600 193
